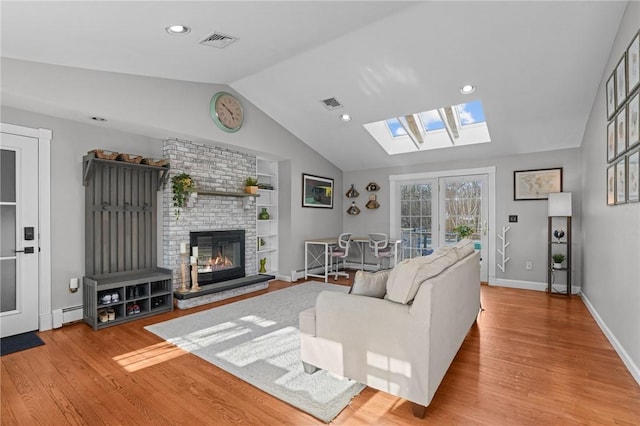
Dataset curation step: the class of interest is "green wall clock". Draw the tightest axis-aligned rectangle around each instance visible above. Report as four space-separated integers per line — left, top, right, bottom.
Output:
210 92 244 133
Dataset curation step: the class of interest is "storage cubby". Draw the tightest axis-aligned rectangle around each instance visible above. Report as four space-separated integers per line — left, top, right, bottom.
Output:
82 154 172 330
83 269 172 330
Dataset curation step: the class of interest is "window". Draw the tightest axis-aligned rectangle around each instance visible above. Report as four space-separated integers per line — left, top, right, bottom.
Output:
364 100 491 155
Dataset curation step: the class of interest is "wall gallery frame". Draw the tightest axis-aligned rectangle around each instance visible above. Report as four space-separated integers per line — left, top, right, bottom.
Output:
607 164 616 206
616 158 626 204
615 106 627 157
513 168 562 200
628 32 640 94
606 72 616 120
628 149 639 203
607 120 616 162
616 54 627 109
628 92 639 149
302 173 334 208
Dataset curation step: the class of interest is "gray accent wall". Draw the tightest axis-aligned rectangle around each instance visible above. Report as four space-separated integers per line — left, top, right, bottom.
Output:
580 2 640 380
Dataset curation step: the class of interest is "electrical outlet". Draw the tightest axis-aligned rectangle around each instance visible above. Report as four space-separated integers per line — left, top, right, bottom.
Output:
525 261 533 270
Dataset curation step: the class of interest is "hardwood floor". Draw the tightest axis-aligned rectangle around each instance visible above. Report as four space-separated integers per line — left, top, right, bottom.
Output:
2 274 639 425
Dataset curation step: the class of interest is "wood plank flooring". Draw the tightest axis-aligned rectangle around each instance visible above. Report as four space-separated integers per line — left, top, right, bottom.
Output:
2 274 639 425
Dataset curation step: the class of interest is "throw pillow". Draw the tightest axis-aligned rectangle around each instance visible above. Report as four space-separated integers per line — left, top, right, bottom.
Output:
349 270 389 298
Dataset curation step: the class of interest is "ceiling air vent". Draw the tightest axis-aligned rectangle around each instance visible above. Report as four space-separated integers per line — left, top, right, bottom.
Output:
321 97 343 110
199 31 238 49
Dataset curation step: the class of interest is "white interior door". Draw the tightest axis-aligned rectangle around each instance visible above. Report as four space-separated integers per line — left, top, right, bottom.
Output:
1 132 39 337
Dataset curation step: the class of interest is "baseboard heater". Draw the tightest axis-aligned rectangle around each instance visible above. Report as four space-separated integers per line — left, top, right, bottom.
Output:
52 305 84 328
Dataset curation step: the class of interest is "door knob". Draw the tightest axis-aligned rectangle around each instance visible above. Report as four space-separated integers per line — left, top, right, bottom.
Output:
14 247 34 254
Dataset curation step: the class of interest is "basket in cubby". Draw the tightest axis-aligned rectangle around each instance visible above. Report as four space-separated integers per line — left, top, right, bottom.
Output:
88 149 119 160
116 153 144 164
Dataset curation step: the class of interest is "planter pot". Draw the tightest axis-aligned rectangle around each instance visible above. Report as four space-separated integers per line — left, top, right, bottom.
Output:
553 263 563 269
245 185 258 194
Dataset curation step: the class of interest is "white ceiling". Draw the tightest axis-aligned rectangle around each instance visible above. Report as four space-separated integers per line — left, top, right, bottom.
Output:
0 1 627 171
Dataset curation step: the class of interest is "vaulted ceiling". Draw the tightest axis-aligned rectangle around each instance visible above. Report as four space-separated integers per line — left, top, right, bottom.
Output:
0 1 627 171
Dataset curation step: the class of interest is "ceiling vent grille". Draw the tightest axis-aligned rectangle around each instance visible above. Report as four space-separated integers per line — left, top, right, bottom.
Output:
199 31 238 49
321 97 343 110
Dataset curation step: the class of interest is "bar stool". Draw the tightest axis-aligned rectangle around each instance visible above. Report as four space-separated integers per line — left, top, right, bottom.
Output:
329 233 352 280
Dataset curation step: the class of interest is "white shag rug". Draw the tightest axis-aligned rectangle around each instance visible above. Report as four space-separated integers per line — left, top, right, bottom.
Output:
145 282 365 423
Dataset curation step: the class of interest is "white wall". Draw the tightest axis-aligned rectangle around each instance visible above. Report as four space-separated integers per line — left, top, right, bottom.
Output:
1 59 344 285
1 106 162 310
343 148 582 288
580 2 640 382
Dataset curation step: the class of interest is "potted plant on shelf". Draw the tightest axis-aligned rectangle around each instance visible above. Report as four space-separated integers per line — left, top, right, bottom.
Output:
552 253 566 269
453 225 474 241
172 173 195 221
245 177 259 194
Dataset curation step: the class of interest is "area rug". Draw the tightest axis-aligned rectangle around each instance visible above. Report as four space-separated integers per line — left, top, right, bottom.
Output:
1 331 45 356
145 282 365 423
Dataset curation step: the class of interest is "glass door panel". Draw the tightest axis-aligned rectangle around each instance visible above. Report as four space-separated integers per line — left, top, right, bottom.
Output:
399 182 436 259
0 149 17 312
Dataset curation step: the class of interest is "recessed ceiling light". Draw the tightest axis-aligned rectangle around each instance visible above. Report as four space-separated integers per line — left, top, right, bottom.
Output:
91 116 107 122
460 85 476 95
166 25 191 35
339 114 352 122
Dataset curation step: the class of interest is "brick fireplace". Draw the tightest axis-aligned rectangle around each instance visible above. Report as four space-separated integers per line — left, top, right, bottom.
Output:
162 139 257 290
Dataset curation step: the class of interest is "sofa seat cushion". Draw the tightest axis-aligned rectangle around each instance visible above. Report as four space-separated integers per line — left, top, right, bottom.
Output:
386 250 458 304
349 270 390 298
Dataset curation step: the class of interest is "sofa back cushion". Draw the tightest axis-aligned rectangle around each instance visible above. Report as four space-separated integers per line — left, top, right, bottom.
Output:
386 249 458 304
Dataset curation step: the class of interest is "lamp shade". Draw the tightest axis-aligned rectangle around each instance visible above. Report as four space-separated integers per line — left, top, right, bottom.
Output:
548 192 572 216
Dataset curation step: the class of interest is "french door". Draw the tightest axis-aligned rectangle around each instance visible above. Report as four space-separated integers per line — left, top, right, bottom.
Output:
0 132 40 337
391 170 492 282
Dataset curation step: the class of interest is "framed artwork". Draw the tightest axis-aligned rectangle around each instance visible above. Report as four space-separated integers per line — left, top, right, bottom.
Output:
628 149 639 203
302 173 334 208
606 72 616 119
616 158 626 204
616 54 627 109
616 106 627 157
607 120 616 162
628 91 639 149
628 32 640 94
513 168 563 200
607 164 616 206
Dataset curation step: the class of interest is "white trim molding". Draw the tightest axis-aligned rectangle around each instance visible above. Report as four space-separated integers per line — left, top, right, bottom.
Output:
580 292 640 385
495 278 581 294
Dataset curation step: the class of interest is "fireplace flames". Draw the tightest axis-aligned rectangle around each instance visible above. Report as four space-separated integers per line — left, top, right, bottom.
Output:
198 252 235 273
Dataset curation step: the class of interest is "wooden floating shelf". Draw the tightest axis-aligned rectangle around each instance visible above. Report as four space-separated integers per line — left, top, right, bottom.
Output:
195 189 260 198
82 155 170 190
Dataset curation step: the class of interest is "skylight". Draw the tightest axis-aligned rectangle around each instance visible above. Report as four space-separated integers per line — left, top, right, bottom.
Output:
364 100 491 155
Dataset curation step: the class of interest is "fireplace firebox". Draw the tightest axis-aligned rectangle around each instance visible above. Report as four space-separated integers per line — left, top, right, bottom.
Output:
190 230 245 285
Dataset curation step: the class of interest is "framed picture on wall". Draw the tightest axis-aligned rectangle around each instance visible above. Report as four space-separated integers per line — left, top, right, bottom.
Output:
513 168 562 200
627 31 640 94
616 54 627 109
302 173 334 208
615 106 627 157
616 158 626 204
607 164 616 206
607 120 617 162
606 72 616 119
628 92 639 149
628 149 639 203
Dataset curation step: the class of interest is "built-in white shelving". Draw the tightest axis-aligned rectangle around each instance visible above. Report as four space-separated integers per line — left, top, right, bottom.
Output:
256 158 278 276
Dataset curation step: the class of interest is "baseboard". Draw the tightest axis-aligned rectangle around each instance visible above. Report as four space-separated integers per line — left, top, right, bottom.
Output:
580 292 640 386
52 305 83 328
495 278 581 294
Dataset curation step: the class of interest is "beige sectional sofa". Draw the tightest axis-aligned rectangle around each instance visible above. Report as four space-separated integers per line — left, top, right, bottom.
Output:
299 239 481 417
